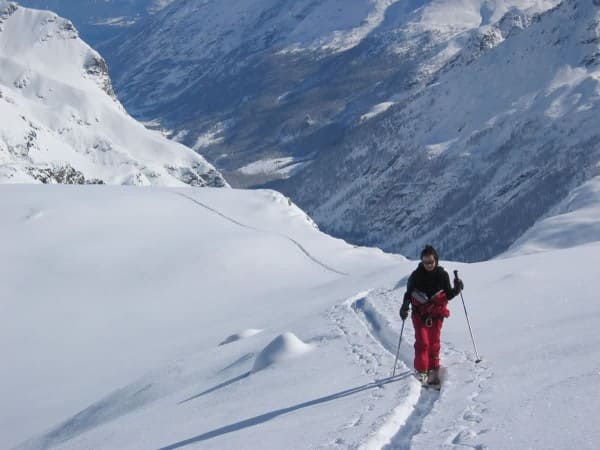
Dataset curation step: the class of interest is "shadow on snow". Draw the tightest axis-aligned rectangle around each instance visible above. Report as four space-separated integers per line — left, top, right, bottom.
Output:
158 371 413 450
178 371 251 405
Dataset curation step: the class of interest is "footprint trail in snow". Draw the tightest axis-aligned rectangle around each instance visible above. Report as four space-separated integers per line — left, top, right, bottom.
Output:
331 288 494 449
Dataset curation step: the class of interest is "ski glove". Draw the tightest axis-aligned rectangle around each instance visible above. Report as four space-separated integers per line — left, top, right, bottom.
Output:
399 305 409 320
453 278 464 292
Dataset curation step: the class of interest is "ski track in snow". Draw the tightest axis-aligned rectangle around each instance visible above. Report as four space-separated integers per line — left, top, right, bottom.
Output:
326 291 417 449
333 288 494 450
174 192 348 276
347 290 438 450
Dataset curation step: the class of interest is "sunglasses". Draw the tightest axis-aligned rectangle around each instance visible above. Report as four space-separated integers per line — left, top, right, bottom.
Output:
422 259 436 266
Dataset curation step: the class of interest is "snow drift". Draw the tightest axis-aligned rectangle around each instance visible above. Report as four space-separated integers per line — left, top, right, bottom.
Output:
252 332 313 372
219 329 263 346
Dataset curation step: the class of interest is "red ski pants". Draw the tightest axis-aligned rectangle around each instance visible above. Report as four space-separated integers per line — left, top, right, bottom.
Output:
412 314 443 372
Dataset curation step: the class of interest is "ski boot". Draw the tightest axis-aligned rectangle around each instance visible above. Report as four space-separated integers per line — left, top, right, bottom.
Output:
414 371 428 386
427 369 441 390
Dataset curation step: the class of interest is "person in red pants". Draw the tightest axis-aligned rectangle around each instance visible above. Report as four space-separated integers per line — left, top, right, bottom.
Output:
399 245 463 386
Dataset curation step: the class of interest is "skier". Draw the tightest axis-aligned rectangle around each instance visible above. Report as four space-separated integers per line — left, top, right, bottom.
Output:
399 245 463 387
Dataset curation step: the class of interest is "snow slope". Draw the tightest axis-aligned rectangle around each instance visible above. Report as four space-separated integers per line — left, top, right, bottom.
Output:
2 184 600 449
0 1 226 187
0 184 405 449
504 175 600 256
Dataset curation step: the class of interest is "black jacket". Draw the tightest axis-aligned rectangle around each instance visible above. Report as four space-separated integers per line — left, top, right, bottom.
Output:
402 263 458 310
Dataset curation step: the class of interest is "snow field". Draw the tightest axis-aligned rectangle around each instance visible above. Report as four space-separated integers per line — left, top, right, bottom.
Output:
0 184 406 449
504 175 600 256
3 183 600 449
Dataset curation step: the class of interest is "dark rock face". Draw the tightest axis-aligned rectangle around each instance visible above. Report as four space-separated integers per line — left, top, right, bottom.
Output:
27 164 105 185
84 54 116 97
0 2 18 28
166 164 228 188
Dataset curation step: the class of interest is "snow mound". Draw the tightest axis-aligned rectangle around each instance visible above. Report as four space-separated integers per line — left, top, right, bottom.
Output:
218 328 263 346
252 332 313 372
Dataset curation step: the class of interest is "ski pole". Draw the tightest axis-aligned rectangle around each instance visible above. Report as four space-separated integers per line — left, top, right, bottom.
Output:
392 319 406 377
454 270 482 363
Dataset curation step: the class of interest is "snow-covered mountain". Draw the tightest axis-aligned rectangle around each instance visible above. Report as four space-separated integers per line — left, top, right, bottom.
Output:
98 0 559 173
276 0 600 261
16 0 175 44
0 1 226 186
98 0 600 261
2 183 600 449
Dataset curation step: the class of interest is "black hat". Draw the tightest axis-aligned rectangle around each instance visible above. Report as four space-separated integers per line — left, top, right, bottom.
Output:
420 244 439 263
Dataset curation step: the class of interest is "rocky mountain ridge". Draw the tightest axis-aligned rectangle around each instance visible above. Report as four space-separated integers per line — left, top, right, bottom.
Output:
0 1 226 187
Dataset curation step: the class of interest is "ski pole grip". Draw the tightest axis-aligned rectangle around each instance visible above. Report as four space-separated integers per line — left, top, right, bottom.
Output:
453 270 459 280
